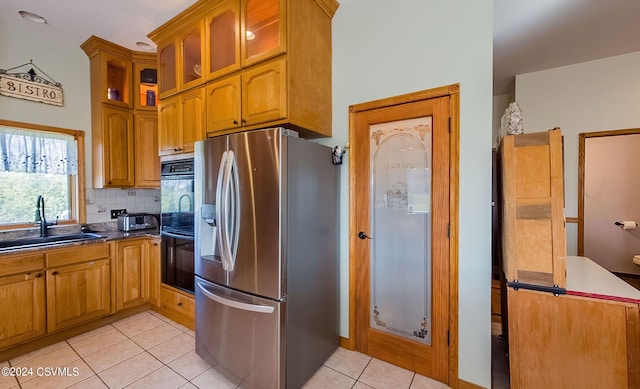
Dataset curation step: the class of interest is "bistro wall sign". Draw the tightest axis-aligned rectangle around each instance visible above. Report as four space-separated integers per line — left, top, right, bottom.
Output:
0 60 64 106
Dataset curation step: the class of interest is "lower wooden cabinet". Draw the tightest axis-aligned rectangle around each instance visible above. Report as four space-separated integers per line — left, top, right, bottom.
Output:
148 238 161 307
160 285 195 321
46 258 111 333
0 272 46 349
116 239 148 310
0 237 162 351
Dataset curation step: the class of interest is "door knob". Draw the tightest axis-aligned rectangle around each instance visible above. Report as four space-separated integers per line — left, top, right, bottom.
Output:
358 231 372 240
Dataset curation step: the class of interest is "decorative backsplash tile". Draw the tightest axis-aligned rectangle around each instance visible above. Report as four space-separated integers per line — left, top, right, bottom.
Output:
86 188 160 223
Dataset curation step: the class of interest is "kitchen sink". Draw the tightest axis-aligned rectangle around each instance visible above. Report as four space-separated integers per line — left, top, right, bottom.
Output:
0 233 104 251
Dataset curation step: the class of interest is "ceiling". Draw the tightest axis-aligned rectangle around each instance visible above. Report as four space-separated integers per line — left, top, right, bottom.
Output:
1 0 639 96
494 0 640 95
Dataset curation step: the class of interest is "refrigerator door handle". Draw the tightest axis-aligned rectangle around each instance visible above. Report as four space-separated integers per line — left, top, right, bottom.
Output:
196 281 275 314
220 150 235 271
227 150 240 271
216 151 229 270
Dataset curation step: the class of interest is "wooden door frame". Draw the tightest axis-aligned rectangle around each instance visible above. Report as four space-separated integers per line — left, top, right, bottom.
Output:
577 127 640 255
346 84 459 387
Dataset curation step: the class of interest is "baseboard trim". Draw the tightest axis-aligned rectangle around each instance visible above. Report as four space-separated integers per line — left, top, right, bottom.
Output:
458 378 486 389
339 336 353 350
613 271 640 279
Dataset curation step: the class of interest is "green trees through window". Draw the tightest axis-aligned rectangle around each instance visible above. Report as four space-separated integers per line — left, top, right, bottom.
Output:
0 171 70 224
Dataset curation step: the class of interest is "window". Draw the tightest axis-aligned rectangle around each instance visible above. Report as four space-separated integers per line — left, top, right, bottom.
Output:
0 120 85 229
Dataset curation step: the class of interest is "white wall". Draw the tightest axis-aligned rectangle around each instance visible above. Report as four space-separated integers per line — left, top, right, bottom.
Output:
319 1 493 386
516 51 640 256
0 16 93 184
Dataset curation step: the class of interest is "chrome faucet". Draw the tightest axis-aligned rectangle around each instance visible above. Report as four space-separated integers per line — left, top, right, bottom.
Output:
35 195 57 237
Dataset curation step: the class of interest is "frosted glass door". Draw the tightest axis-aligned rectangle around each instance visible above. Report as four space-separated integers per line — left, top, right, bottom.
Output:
370 117 432 344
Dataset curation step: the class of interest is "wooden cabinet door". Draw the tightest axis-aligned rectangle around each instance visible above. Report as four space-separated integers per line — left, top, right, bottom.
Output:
242 59 287 126
206 75 241 133
134 112 160 188
116 239 148 311
148 238 161 307
180 86 206 153
158 95 181 156
102 105 134 187
0 272 46 349
205 0 241 80
46 259 111 332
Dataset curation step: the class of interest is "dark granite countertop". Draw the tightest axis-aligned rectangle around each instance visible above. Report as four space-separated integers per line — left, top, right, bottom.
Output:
0 222 159 256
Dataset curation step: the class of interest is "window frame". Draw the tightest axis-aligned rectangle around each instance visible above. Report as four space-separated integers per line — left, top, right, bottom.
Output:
0 119 86 230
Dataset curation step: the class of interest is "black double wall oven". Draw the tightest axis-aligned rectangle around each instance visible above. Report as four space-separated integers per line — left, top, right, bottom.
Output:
160 159 195 293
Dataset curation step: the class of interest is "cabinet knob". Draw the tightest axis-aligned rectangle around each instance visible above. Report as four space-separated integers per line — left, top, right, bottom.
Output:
51 271 58 276
34 273 42 278
153 243 158 246
233 120 238 125
174 148 180 152
241 119 247 124
177 302 183 307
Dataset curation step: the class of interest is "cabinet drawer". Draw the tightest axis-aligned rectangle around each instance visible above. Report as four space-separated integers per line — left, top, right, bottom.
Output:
0 253 45 277
47 242 111 268
160 286 195 319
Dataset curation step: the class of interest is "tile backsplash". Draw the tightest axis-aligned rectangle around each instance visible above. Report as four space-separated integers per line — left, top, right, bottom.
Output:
86 188 160 223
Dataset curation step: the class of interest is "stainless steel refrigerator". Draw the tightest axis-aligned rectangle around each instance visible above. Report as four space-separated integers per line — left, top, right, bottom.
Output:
194 128 339 389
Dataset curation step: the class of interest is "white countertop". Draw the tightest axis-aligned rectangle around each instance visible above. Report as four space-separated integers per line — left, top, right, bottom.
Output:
566 256 640 302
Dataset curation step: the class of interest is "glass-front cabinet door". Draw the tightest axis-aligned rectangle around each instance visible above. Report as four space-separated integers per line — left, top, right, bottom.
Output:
206 1 240 80
181 22 205 90
241 0 286 67
158 42 177 98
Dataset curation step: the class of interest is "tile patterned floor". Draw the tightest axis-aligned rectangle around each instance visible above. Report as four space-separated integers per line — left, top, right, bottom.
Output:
0 310 452 389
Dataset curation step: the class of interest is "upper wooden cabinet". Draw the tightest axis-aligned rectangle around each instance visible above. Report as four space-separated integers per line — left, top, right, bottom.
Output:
158 86 206 156
101 105 135 187
156 21 206 99
134 113 161 187
149 0 338 139
242 0 286 68
133 53 159 111
206 1 241 80
82 36 160 188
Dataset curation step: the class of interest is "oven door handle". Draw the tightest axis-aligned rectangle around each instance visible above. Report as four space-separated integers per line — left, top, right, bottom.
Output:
161 231 194 241
197 281 274 314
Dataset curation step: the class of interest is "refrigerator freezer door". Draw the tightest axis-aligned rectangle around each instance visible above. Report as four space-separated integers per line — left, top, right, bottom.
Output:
195 277 284 389
195 137 228 286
